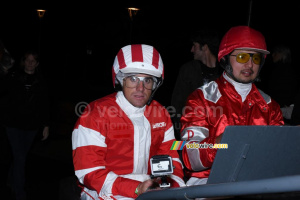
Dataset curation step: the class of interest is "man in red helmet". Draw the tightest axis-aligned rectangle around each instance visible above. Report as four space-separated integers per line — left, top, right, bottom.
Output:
180 26 284 186
72 44 185 199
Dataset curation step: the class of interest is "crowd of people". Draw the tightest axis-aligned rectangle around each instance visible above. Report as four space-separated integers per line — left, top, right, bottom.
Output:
1 24 300 200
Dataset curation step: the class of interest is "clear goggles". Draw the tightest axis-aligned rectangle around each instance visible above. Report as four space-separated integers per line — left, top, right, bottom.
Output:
124 75 158 90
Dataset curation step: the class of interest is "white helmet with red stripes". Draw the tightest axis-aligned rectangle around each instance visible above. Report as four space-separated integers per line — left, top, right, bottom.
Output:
112 44 164 88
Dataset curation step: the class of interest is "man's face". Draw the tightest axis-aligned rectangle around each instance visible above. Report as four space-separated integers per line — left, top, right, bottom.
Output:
229 49 262 83
122 74 153 108
191 42 204 61
24 54 39 73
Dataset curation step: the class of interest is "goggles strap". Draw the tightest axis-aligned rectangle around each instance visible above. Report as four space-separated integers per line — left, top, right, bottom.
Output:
146 77 163 105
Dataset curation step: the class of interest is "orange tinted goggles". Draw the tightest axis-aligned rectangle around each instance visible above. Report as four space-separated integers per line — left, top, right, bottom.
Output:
230 52 262 65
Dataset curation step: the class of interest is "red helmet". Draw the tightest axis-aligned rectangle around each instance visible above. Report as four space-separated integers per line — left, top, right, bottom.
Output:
218 26 270 61
112 44 164 87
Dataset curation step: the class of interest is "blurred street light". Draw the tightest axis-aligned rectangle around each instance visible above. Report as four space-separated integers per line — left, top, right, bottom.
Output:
37 9 46 18
127 7 140 43
36 9 46 56
127 7 140 21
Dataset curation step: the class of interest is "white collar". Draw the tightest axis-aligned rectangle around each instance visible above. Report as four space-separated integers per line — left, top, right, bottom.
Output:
223 73 252 102
116 91 146 117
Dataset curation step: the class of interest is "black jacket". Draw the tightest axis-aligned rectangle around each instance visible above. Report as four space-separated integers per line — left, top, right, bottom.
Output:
170 60 223 138
1 69 50 130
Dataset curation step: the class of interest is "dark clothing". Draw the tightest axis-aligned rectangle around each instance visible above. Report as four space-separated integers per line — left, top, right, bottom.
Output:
6 127 38 200
171 60 223 139
1 69 50 200
291 90 300 125
1 70 50 130
265 62 298 107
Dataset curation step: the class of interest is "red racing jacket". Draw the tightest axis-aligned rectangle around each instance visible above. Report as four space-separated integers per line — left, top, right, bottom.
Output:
180 74 284 180
72 92 185 200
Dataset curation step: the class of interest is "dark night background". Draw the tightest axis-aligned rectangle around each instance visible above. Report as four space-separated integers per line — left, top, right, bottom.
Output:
0 1 300 199
1 0 299 106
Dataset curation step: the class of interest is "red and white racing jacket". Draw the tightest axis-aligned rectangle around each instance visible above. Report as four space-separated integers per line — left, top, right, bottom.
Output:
181 74 284 180
72 91 185 200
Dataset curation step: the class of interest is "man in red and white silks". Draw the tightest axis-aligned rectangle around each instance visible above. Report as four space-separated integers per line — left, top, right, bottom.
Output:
72 44 185 200
180 26 284 186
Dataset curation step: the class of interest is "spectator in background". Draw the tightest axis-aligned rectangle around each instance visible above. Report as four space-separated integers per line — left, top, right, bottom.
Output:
171 30 223 139
180 26 284 186
1 50 50 200
0 40 14 77
263 45 298 123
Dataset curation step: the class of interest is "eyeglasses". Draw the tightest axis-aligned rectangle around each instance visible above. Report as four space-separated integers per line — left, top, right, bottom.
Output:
124 76 157 90
230 52 262 65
